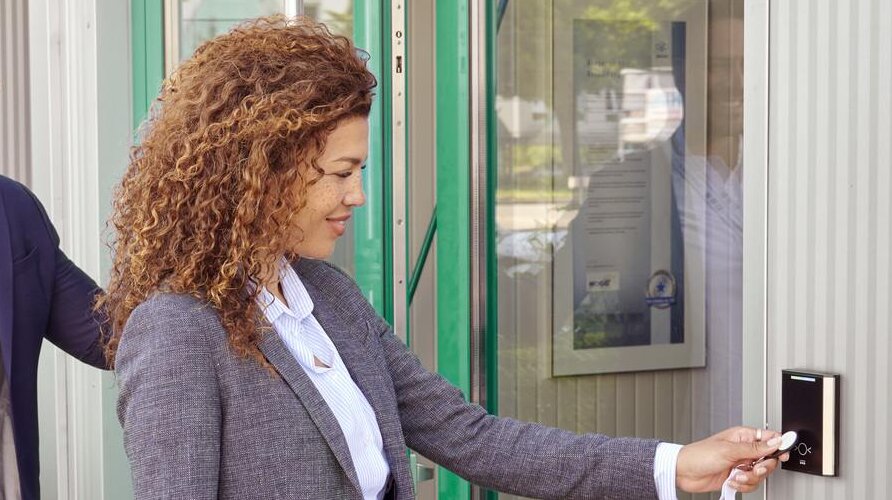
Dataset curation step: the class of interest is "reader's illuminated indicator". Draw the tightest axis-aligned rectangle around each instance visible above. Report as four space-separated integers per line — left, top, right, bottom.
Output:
790 375 816 382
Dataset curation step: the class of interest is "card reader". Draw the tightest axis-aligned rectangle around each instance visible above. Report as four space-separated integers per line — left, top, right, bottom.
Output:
780 369 840 476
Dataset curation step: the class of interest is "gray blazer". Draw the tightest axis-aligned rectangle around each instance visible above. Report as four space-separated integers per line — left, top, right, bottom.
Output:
116 258 661 499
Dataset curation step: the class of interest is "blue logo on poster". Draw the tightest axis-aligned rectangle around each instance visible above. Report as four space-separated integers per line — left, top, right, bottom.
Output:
645 270 676 309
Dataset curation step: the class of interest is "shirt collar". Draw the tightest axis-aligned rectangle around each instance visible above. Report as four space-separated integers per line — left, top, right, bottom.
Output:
256 258 315 324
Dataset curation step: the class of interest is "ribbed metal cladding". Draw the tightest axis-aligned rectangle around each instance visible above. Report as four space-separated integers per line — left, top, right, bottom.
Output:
767 0 891 498
0 0 31 184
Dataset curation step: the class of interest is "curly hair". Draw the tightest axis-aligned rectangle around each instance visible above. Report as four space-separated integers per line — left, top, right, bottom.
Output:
99 15 376 369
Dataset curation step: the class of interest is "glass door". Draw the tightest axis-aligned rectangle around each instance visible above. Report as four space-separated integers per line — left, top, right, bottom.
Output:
490 1 746 499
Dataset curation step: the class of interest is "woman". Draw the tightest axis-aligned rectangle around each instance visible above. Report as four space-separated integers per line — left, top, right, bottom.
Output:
102 16 784 500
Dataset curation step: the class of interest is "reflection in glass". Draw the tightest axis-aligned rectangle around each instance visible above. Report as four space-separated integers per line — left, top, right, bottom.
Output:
495 2 744 497
303 0 354 36
563 18 688 355
177 0 283 62
177 1 354 61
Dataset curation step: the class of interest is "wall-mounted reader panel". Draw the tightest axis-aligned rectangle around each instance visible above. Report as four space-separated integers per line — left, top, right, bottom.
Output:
781 369 840 476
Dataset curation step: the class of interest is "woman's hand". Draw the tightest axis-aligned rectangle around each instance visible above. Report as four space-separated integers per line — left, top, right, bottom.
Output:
676 426 789 493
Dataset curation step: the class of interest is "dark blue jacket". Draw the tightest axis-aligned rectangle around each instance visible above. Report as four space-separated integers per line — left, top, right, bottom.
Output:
0 175 106 499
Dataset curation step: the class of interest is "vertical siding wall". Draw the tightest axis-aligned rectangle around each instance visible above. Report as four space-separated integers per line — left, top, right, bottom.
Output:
0 0 30 182
767 0 892 498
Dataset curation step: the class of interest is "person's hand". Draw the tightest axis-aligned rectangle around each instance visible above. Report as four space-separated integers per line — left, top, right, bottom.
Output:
676 426 790 493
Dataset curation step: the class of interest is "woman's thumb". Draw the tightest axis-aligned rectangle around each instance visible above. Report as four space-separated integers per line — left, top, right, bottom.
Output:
729 436 780 461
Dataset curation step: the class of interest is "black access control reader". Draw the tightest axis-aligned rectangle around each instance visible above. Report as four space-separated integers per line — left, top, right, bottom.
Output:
781 369 840 476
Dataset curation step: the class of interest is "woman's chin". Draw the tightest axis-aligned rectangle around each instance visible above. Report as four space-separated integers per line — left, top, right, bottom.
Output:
291 243 336 261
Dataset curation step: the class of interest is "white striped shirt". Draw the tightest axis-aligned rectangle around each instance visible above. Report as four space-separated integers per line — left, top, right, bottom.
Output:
654 442 682 499
257 259 390 500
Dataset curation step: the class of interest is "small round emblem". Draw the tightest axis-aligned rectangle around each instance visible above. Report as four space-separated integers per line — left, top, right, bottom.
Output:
644 270 676 309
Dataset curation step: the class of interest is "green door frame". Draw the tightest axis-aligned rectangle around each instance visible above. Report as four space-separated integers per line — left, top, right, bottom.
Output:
484 0 500 427
436 0 498 497
435 3 470 499
353 0 393 319
131 0 164 130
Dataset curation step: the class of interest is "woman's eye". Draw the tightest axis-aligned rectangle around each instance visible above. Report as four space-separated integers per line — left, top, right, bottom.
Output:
339 165 366 178
327 165 365 179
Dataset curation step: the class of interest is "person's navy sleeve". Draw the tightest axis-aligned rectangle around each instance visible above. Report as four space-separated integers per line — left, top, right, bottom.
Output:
22 187 107 369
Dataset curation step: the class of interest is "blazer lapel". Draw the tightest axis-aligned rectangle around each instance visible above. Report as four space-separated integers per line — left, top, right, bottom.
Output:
0 199 14 381
257 330 362 495
299 278 410 479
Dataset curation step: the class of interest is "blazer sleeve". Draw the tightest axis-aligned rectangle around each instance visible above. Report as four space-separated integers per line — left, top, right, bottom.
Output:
45 247 107 368
115 295 222 500
374 319 661 500
20 185 106 368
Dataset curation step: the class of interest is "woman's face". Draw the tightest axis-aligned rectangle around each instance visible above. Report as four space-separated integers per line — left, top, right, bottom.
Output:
290 116 369 259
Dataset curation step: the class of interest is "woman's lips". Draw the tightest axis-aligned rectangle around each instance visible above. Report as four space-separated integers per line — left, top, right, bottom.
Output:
326 214 351 236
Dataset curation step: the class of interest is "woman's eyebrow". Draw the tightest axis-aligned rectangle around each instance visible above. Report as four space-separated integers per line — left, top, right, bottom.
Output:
331 156 366 165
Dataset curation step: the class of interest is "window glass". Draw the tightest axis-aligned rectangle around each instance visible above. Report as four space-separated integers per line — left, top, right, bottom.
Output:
303 0 353 37
178 0 284 61
495 3 744 497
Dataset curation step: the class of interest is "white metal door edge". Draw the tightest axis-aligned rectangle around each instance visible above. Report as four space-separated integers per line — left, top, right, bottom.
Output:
742 0 771 498
391 0 408 342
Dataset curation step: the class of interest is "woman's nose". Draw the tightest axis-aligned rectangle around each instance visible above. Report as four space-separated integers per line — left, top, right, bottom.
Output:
344 182 366 207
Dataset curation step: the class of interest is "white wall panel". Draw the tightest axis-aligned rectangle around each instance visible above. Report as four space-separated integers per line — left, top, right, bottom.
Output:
767 0 892 497
28 0 133 497
1 0 30 183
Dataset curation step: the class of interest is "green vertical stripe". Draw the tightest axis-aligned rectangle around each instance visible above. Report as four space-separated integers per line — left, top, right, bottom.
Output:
436 0 471 498
485 2 499 499
131 0 146 129
380 2 394 324
131 0 164 130
485 0 499 419
353 1 389 317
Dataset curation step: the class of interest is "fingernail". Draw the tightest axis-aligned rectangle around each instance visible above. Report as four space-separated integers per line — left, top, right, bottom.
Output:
735 474 747 482
767 437 781 447
756 467 768 476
